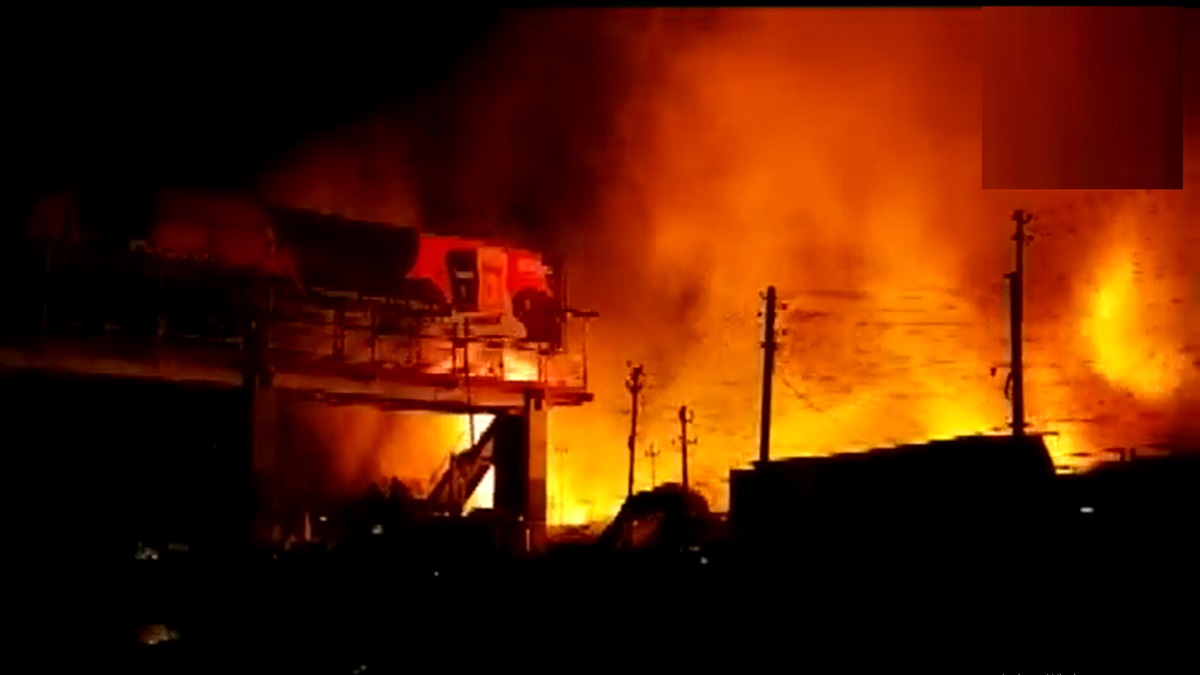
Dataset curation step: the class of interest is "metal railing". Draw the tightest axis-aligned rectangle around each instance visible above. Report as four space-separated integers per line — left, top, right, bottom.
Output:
6 242 595 393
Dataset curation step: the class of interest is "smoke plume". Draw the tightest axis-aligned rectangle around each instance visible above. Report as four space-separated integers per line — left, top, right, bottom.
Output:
261 9 1199 517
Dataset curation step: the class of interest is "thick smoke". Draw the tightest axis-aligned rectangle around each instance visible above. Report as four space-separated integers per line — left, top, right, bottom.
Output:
261 9 1198 516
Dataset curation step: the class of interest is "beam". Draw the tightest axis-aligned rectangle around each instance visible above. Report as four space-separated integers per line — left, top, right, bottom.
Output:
0 345 243 388
0 341 591 414
273 371 590 413
247 378 281 548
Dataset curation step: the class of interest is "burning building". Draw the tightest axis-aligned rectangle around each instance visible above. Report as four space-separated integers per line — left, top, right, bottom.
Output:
3 184 596 555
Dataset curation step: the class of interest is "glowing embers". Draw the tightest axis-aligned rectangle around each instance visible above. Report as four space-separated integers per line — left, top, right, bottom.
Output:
422 341 561 384
502 349 542 382
1082 243 1188 401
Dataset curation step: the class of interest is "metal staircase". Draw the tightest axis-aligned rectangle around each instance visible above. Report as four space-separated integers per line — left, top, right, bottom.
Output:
426 416 501 514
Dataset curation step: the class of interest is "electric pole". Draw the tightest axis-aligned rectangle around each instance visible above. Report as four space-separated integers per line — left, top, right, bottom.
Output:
758 286 780 464
625 363 645 497
644 441 660 489
1007 210 1032 438
678 405 697 491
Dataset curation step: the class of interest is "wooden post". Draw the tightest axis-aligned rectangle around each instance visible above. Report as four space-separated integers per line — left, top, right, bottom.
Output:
758 286 779 464
625 363 645 497
1008 210 1032 438
678 405 697 491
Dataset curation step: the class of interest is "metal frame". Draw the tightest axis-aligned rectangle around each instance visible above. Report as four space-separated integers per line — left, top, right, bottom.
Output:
2 243 595 413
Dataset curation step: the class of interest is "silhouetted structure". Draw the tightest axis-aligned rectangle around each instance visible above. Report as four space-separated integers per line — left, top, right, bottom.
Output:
2 192 596 559
678 405 696 491
625 363 645 497
644 442 660 488
1006 208 1033 437
1055 451 1200 563
598 483 715 555
730 434 1057 564
757 286 779 463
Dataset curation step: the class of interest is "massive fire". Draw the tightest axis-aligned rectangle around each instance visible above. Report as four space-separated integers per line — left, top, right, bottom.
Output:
1082 203 1191 401
281 401 499 503
260 9 1197 522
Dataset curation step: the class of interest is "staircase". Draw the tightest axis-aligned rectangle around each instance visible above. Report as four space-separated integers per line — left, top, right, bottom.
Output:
427 417 501 514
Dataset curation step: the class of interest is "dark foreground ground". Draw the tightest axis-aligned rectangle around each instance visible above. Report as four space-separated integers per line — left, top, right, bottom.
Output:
6 375 1194 669
94 531 1194 673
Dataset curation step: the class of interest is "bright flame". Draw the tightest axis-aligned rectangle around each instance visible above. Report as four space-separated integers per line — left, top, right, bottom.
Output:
426 345 542 382
465 465 495 511
1083 242 1188 401
262 9 1198 524
1043 426 1090 473
502 349 541 382
548 10 1197 516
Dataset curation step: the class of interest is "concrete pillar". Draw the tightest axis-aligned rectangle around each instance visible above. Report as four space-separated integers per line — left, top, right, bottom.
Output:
247 379 281 549
244 297 281 552
493 391 549 556
525 393 549 554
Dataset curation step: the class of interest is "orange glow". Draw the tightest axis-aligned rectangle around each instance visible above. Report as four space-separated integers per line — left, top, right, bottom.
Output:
261 9 1198 523
547 10 1198 517
502 349 542 382
425 345 543 383
464 466 495 512
1081 205 1190 401
286 403 495 499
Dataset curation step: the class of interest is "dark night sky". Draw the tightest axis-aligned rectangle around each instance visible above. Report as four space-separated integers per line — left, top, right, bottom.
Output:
4 8 504 227
8 8 1196 240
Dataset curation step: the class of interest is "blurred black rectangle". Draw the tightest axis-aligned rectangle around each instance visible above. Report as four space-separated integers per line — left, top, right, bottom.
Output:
983 6 1183 189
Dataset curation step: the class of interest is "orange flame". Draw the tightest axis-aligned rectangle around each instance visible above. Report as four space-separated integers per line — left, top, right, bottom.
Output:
262 9 1198 522
1081 201 1191 401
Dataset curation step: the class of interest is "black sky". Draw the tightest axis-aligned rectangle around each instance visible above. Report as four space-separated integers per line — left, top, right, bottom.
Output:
5 8 504 228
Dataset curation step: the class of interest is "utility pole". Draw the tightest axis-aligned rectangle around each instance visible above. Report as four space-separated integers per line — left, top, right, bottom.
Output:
758 286 780 464
625 363 645 497
644 441 660 489
678 405 697 491
1007 210 1032 438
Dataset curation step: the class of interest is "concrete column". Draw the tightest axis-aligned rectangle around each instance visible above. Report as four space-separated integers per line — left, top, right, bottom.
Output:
525 392 549 554
247 378 281 549
493 390 549 556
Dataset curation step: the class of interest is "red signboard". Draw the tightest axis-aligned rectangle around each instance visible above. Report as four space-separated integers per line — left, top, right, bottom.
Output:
476 247 509 314
410 234 550 307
